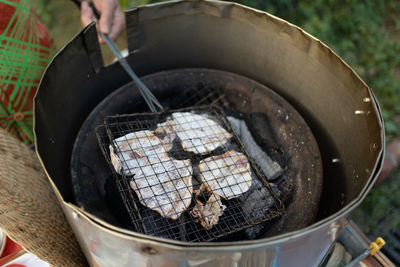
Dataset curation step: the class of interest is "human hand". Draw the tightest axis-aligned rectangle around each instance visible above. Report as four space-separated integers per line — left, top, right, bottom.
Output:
81 0 125 43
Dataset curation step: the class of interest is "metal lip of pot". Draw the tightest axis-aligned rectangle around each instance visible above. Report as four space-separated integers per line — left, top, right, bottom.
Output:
60 162 383 249
33 0 384 265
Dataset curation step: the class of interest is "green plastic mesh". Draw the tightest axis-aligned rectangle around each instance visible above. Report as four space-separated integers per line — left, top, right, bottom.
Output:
0 0 55 144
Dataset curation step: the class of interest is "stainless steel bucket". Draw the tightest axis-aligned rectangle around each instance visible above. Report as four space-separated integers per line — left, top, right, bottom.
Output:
34 0 384 266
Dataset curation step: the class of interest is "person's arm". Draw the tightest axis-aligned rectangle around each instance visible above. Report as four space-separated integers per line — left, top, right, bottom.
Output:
80 0 125 42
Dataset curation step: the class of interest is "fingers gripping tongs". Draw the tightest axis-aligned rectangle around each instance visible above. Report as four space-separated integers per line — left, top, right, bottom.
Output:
73 0 163 112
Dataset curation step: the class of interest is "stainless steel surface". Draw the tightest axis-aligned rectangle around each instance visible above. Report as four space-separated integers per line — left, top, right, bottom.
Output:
34 0 384 266
345 250 369 267
63 203 348 267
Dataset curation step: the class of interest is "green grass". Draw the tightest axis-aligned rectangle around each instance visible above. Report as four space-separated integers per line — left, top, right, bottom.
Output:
32 0 81 50
234 0 400 138
353 171 400 238
230 0 400 238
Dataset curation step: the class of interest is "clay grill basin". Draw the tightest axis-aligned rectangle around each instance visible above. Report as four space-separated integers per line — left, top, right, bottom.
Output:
34 1 384 266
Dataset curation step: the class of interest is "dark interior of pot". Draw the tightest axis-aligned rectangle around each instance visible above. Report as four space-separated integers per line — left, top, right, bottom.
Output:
70 69 322 241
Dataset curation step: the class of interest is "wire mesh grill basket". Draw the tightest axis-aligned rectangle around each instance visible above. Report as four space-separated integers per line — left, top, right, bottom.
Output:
96 106 284 242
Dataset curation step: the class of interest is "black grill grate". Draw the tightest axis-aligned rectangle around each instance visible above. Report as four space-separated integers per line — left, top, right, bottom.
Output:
96 106 283 242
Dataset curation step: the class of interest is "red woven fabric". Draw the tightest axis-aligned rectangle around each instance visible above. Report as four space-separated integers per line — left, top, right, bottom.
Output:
0 0 54 144
1 237 23 258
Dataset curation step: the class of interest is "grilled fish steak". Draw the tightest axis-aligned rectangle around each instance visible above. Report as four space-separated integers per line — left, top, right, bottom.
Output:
155 112 232 155
190 150 252 229
199 150 252 199
110 130 193 220
154 119 176 150
111 130 169 176
108 113 248 223
130 160 192 220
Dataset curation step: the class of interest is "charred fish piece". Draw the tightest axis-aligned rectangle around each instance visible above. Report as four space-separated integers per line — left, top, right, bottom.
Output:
190 184 227 230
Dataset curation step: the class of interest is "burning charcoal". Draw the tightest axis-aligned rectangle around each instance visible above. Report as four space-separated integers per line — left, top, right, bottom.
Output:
140 211 183 240
227 117 282 180
244 224 264 240
240 180 281 239
240 179 280 217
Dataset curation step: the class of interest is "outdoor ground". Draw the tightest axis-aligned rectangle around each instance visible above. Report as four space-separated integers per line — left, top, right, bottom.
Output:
33 0 400 253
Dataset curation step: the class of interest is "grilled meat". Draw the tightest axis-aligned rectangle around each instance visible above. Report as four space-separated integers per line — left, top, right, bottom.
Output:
154 119 176 151
198 150 252 199
155 112 232 155
190 186 226 230
130 159 192 220
110 130 193 220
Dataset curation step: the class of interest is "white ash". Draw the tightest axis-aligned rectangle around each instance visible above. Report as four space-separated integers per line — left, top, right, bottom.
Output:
227 117 282 180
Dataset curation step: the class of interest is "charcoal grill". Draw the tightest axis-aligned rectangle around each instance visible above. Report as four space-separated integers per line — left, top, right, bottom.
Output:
70 69 322 241
95 106 284 242
34 1 384 266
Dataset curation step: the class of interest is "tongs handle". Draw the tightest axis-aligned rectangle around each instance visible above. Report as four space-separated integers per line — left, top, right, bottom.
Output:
73 0 163 112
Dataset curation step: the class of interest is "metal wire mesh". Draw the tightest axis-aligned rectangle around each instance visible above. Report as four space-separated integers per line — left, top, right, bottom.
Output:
179 86 227 108
96 106 284 242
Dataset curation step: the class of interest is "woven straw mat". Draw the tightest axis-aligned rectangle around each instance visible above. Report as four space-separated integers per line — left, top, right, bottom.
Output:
0 128 87 266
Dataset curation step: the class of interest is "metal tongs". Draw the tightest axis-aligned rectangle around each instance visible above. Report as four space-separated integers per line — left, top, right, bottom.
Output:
73 0 163 112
